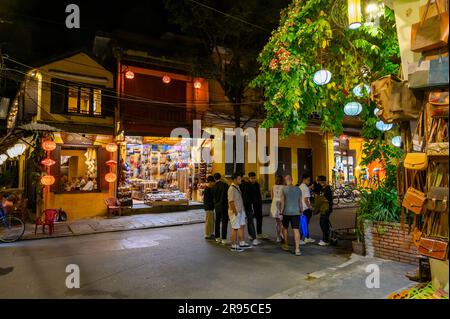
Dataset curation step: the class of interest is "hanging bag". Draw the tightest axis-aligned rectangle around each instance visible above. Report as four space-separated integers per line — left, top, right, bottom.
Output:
429 91 449 118
408 54 449 89
411 0 449 53
426 187 449 212
402 187 427 215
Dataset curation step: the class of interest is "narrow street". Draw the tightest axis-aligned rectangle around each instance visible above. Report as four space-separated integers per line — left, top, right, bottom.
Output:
0 207 414 299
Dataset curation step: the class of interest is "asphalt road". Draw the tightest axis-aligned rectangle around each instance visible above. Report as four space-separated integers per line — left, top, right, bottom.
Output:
0 208 357 298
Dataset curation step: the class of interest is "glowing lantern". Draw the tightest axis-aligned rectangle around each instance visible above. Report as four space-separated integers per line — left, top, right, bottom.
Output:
0 154 7 164
352 84 371 97
392 136 402 147
106 143 118 152
41 158 56 167
194 80 202 89
106 160 117 167
105 172 117 183
313 69 332 85
162 75 171 84
41 175 55 186
42 140 56 152
348 0 362 29
125 71 135 79
376 121 393 131
344 102 362 116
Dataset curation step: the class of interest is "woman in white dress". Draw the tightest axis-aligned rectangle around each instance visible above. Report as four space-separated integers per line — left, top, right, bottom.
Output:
271 175 285 242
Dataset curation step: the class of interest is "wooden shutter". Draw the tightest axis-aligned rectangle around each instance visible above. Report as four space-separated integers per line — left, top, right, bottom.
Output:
97 146 110 191
50 78 66 114
49 145 61 192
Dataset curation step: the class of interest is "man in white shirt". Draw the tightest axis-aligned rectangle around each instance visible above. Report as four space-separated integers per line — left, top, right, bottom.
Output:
228 172 251 252
299 173 315 244
82 178 94 191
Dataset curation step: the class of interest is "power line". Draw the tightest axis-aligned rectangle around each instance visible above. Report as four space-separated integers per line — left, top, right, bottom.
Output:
186 0 269 32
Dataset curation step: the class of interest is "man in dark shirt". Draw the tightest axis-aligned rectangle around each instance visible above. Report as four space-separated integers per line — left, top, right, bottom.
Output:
212 173 229 244
240 172 264 245
315 175 334 246
203 175 215 240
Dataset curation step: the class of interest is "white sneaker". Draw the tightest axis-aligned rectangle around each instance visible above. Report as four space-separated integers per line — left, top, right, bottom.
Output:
299 240 306 245
252 239 262 246
318 240 329 246
239 242 252 249
231 245 244 252
305 238 316 244
215 238 221 243
221 239 228 245
276 237 283 243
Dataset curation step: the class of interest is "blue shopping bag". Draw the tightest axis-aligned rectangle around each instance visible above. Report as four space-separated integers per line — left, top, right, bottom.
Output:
300 214 308 238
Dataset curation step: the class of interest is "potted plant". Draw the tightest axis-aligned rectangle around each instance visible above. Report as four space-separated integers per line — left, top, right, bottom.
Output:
352 213 365 255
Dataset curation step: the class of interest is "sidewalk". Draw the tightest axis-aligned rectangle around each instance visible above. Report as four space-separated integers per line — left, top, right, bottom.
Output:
23 209 205 240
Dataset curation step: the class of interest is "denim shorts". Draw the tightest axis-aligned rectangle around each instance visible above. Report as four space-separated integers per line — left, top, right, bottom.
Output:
229 212 246 229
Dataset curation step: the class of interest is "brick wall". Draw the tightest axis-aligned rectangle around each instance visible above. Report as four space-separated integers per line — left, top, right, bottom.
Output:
364 221 419 265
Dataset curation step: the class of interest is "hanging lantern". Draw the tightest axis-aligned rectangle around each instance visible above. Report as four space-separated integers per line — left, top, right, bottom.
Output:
106 143 118 152
194 80 202 89
313 69 332 85
14 144 26 156
106 160 117 167
348 0 362 29
42 140 56 152
125 71 135 80
374 107 380 116
105 172 117 183
41 158 56 167
376 121 393 131
41 175 55 186
162 75 171 84
0 154 7 164
344 102 362 116
352 84 371 97
392 136 402 147
6 147 16 158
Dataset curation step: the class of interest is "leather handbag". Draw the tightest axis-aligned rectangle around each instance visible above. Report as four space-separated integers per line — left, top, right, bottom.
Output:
404 153 428 171
371 75 419 123
418 237 448 260
408 55 449 88
402 187 427 215
411 0 449 53
429 91 449 118
426 187 449 212
426 142 449 157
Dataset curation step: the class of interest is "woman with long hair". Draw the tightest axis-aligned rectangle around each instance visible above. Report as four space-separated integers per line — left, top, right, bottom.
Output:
270 174 285 242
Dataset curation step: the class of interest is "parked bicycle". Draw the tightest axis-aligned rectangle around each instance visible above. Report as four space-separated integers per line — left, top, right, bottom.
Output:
0 208 25 243
332 184 360 205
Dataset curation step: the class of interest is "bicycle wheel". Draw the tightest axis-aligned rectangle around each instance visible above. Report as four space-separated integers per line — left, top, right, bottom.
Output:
342 191 355 203
0 215 25 243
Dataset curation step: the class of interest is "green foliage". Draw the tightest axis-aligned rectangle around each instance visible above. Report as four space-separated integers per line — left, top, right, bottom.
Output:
252 0 400 137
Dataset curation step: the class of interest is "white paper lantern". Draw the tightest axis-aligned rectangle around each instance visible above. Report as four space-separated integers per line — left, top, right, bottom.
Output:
344 102 363 116
352 84 371 97
14 144 26 156
374 107 380 116
313 69 332 85
376 121 393 131
392 136 402 147
0 154 7 162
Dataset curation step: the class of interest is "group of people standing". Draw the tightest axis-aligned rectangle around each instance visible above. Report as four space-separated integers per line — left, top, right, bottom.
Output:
202 171 334 255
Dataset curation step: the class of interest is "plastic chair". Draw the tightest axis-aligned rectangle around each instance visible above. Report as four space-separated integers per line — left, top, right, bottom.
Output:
35 209 59 235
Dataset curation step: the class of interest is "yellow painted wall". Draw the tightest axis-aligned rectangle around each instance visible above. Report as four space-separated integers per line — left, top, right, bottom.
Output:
47 191 110 220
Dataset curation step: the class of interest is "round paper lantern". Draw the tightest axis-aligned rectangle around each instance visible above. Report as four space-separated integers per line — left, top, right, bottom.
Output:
352 84 371 97
125 71 135 79
106 160 117 167
41 158 56 167
313 69 332 85
41 175 55 186
6 147 17 158
162 75 171 84
13 144 26 156
374 107 380 116
344 102 362 116
105 172 117 183
106 143 118 152
194 80 202 89
42 140 56 152
0 154 7 164
392 136 402 147
376 121 393 131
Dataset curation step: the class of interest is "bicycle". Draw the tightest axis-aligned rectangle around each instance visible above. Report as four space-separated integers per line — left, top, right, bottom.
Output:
0 208 25 243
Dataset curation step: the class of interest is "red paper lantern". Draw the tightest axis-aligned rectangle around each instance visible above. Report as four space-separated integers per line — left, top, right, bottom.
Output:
41 158 56 167
42 140 56 152
106 143 118 152
194 80 202 89
125 71 135 80
105 172 117 183
41 175 55 186
106 160 117 167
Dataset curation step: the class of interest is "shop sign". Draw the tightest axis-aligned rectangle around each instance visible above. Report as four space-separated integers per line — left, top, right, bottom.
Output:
60 133 96 145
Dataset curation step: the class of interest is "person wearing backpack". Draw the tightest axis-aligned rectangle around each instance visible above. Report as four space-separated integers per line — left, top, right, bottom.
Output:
313 175 334 246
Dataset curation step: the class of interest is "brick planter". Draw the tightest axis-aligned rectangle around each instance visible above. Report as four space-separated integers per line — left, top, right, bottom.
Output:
364 221 419 265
